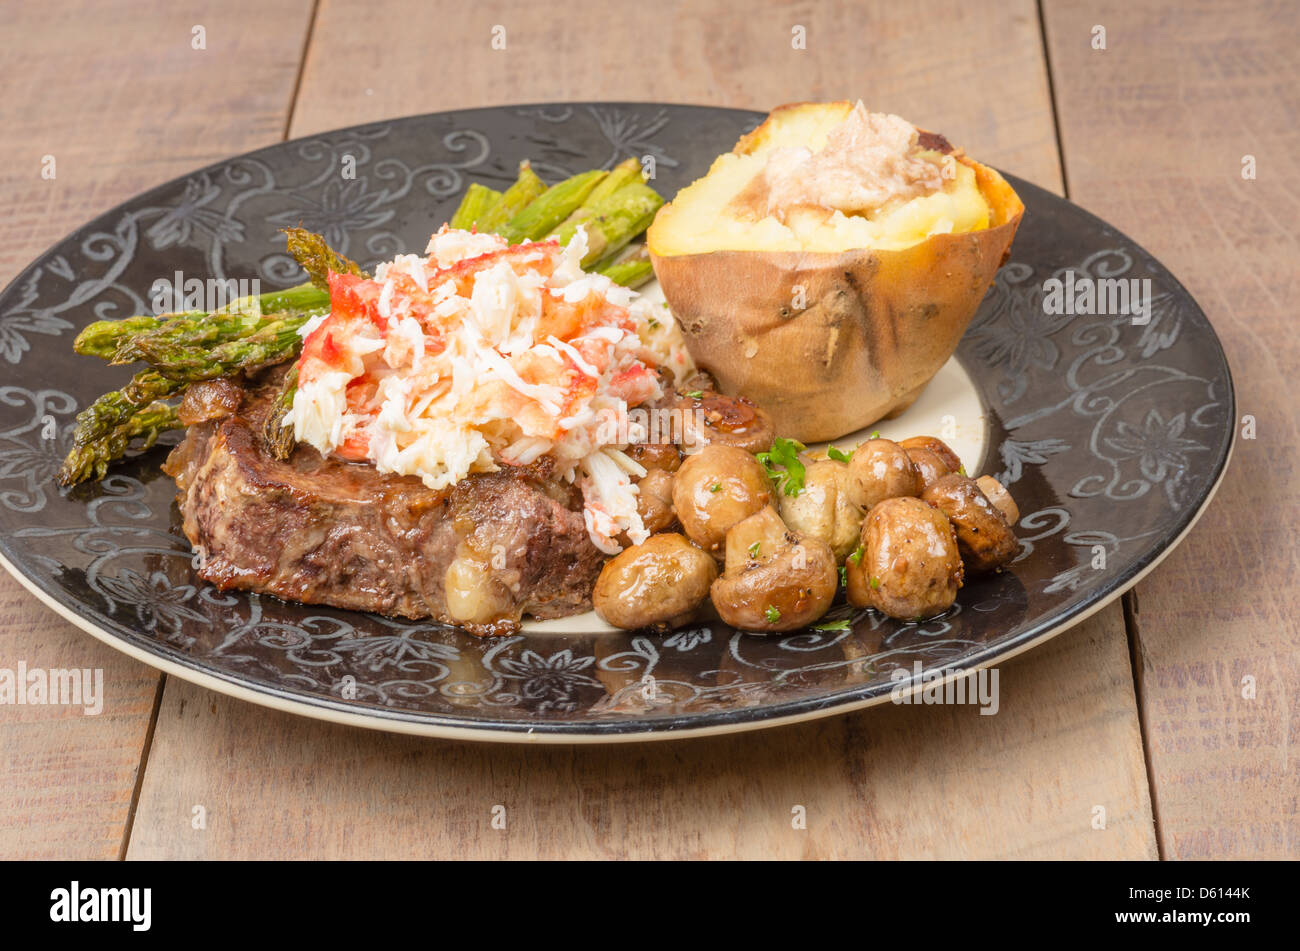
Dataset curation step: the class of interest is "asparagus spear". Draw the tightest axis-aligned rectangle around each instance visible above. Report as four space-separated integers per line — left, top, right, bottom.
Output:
553 182 664 266
283 227 369 290
118 284 329 365
597 251 654 288
116 310 265 365
588 158 644 204
449 183 503 230
547 158 643 240
475 162 546 234
146 313 316 383
67 306 319 477
498 169 607 244
74 314 173 359
240 281 331 315
65 228 357 485
593 241 649 271
59 401 183 486
71 370 185 449
262 363 300 460
80 279 328 365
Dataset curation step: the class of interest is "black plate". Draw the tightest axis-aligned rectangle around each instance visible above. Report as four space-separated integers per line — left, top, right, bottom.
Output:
0 103 1233 741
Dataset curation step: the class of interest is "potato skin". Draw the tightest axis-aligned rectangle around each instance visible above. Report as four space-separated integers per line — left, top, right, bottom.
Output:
920 473 1019 573
846 496 963 620
846 438 921 510
672 444 773 554
650 156 1024 442
593 534 718 630
778 459 864 560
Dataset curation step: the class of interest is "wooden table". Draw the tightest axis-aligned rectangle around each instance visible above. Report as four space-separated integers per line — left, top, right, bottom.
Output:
1 0 1295 860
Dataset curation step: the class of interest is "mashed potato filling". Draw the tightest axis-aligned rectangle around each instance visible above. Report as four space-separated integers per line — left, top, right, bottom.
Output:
652 101 991 255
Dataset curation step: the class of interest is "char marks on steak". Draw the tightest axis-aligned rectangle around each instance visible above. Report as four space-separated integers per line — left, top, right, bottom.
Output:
164 368 606 634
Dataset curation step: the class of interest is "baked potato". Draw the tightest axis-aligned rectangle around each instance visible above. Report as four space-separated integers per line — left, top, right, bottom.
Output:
648 100 1024 441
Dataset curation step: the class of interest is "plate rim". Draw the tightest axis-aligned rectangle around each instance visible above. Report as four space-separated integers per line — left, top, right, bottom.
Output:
0 101 1237 742
0 448 1232 743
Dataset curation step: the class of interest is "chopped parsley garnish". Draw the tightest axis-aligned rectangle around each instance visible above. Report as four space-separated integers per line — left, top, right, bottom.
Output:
813 619 852 632
958 465 967 476
763 605 781 623
870 430 881 440
869 576 881 590
686 389 704 399
847 546 864 566
747 541 761 557
838 565 848 586
756 437 807 497
709 481 722 493
648 317 660 329
827 445 854 463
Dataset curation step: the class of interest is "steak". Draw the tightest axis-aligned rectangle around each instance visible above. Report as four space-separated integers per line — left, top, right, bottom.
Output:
164 370 606 635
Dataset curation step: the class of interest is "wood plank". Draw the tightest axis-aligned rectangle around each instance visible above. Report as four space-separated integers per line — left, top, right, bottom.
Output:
128 0 1156 859
1042 0 1300 858
128 619 1153 860
289 0 1064 191
0 583 160 860
0 0 316 859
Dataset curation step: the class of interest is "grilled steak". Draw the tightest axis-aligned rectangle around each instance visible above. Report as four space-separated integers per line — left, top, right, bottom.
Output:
164 370 606 635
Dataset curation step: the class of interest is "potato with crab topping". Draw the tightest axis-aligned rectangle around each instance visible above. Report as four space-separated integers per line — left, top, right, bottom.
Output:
649 101 1023 441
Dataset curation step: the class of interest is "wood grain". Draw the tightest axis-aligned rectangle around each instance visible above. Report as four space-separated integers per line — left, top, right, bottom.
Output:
1042 0 1299 858
0 0 315 859
291 0 1064 190
124 0 1157 860
127 619 1154 860
0 582 160 860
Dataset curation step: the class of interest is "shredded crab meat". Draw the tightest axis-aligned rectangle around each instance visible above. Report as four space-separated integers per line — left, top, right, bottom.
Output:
761 101 955 219
284 225 693 552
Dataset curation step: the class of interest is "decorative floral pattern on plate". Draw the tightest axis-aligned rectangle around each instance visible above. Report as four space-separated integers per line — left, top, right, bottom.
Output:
0 104 1232 737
